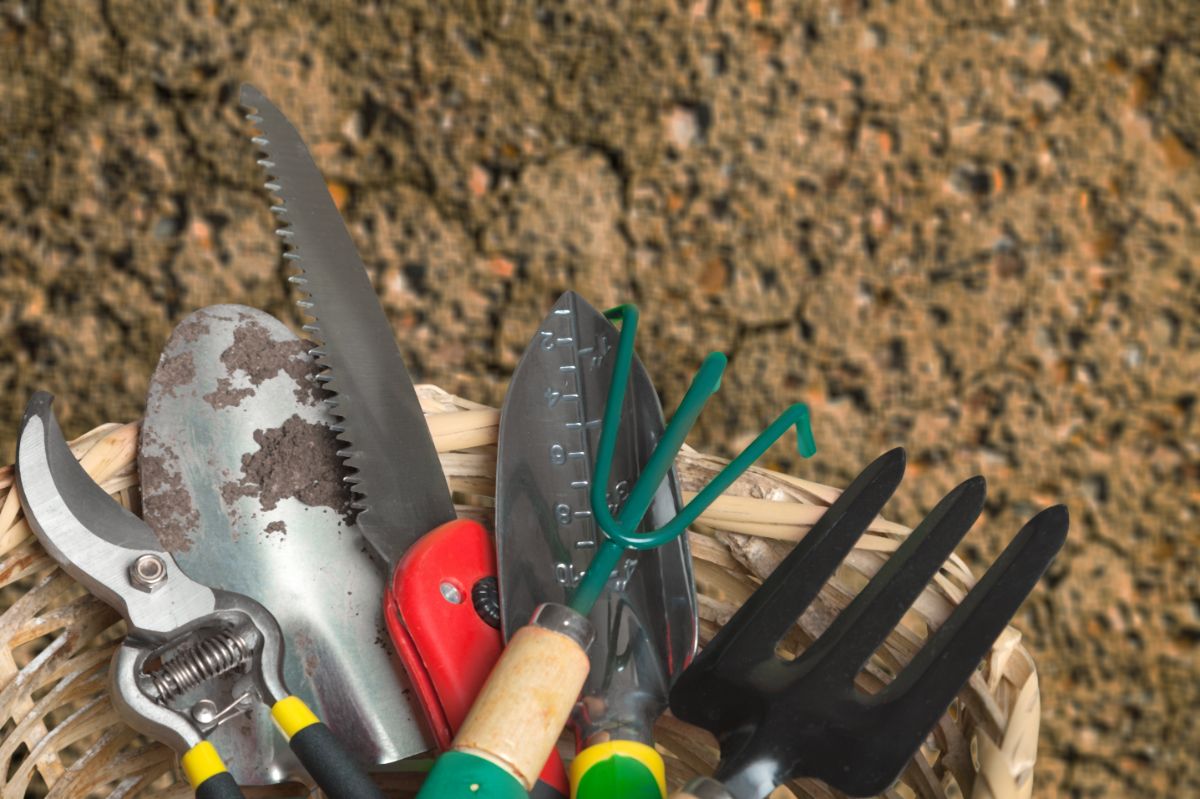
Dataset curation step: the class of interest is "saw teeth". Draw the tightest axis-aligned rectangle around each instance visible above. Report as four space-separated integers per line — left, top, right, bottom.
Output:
243 87 398 541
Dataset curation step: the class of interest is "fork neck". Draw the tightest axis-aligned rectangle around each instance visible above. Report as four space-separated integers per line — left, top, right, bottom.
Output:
676 777 734 799
712 755 783 799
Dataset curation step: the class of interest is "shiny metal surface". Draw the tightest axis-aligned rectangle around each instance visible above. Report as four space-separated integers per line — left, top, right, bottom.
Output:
529 603 596 651
16 393 289 758
496 292 698 747
139 305 426 783
240 84 455 568
682 778 736 799
16 392 216 634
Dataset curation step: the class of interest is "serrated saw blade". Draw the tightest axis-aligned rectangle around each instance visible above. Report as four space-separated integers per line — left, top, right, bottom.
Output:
240 84 455 569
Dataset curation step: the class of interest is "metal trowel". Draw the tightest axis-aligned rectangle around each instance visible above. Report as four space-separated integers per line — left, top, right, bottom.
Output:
139 304 426 785
496 291 699 798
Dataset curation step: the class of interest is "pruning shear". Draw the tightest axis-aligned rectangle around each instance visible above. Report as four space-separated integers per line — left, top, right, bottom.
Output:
15 392 384 799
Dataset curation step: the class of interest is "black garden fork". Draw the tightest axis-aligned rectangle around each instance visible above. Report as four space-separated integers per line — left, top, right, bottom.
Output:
668 448 1068 799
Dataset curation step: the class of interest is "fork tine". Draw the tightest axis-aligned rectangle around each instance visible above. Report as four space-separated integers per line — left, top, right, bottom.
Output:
877 504 1068 732
800 475 987 679
696 448 907 675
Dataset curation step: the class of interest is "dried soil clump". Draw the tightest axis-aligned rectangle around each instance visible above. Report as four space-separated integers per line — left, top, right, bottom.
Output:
202 378 256 409
139 447 198 554
154 351 196 398
222 414 353 522
219 318 316 404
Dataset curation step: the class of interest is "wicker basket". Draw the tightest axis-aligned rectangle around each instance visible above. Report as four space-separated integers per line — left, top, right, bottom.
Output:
0 385 1039 799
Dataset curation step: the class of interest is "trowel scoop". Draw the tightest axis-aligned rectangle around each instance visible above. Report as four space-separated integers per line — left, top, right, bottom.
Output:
139 304 426 785
496 292 698 797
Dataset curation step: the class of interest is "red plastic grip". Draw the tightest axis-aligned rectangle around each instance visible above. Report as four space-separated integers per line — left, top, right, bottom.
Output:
385 518 568 795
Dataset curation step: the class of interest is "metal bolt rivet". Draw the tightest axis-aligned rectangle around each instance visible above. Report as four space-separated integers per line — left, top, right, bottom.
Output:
129 554 167 592
191 699 218 724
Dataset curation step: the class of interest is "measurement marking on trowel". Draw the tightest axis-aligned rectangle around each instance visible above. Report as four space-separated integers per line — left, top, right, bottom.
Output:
540 301 610 570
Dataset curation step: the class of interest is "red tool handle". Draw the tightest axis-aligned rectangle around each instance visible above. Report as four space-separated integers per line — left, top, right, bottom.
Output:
385 519 569 797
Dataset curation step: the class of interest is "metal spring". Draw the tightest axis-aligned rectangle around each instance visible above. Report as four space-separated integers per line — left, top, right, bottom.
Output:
150 631 250 703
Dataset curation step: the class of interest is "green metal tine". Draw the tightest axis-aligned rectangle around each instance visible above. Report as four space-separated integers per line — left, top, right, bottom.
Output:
569 304 817 615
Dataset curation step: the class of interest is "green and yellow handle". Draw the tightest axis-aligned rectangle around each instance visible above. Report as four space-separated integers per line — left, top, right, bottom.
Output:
570 739 667 799
180 696 384 799
416 604 595 798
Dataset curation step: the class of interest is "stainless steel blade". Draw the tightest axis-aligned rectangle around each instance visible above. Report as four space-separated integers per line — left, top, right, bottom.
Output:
495 291 698 747
139 305 426 784
16 392 216 638
239 84 455 568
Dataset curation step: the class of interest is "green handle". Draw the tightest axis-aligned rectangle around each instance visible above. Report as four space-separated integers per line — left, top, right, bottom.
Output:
570 740 666 799
416 750 528 799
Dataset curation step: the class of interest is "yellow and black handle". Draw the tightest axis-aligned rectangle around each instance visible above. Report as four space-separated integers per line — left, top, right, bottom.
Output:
271 696 385 799
178 695 379 796
179 697 382 799
181 741 244 799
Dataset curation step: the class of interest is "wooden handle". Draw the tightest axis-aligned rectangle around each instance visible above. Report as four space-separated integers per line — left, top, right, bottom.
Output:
451 604 593 790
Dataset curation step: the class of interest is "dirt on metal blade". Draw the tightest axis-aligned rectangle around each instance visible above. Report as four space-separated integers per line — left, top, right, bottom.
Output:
140 305 427 781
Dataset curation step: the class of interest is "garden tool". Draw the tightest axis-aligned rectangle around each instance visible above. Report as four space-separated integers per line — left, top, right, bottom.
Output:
15 392 385 799
239 84 569 797
495 291 696 799
416 301 815 798
387 518 571 799
138 304 423 784
668 448 1069 799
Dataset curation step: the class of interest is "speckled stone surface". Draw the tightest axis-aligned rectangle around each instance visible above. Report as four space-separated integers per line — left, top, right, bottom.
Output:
1 2 1198 795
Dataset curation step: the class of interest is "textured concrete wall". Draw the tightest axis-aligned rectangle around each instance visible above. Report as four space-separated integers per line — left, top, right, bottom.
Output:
2 1 1198 795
